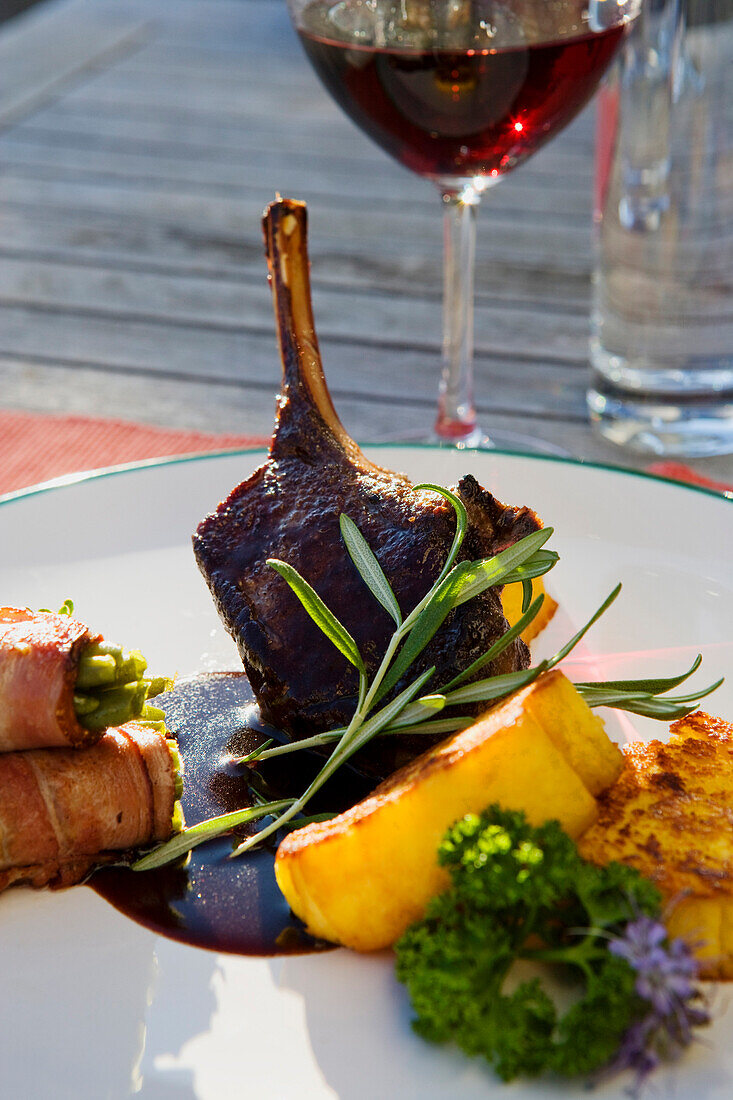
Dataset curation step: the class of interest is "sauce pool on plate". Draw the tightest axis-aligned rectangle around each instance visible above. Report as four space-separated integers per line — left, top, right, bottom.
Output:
90 673 372 956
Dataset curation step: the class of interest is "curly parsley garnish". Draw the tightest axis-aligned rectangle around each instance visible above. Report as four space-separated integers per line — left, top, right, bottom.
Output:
394 806 709 1091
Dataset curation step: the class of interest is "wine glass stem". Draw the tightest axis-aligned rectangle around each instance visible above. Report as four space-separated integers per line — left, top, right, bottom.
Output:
435 186 482 445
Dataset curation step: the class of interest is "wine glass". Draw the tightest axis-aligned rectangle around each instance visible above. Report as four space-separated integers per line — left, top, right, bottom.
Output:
286 0 640 448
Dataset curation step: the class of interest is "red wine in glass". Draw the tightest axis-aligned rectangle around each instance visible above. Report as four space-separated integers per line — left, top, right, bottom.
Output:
290 0 637 446
299 20 625 184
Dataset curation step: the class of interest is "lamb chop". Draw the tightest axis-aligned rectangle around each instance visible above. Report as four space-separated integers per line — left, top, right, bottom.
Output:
194 198 541 771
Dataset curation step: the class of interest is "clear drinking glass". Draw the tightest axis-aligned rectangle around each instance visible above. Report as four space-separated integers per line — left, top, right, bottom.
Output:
588 0 733 456
286 0 640 447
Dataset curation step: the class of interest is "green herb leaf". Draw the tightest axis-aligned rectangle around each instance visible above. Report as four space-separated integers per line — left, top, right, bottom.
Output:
387 694 446 728
331 667 438 765
375 533 553 707
236 696 451 765
659 678 724 705
452 529 555 607
370 536 551 708
268 557 365 674
340 514 402 627
230 666 437 857
385 716 471 737
579 676 724 719
500 549 559 585
575 688 655 709
546 584 622 669
132 798 294 871
439 595 545 693
413 483 468 584
40 599 76 616
442 663 548 708
239 738 275 764
375 560 477 702
574 654 703 695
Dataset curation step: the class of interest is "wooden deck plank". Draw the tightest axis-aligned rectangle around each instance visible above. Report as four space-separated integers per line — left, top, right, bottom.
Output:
0 225 590 311
0 128 594 213
0 304 588 412
50 71 597 159
17 98 596 182
7 351 733 481
0 177 595 274
0 0 148 129
0 254 590 362
0 352 592 449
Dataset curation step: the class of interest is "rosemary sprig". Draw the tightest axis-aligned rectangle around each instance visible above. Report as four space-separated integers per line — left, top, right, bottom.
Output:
136 486 722 872
136 495 554 870
229 665 437 858
229 521 555 854
239 646 716 768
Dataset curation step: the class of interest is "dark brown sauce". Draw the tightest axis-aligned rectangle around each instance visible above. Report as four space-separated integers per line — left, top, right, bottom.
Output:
91 672 374 956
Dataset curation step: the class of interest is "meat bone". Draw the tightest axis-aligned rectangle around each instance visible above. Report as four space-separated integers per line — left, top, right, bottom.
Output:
194 198 541 775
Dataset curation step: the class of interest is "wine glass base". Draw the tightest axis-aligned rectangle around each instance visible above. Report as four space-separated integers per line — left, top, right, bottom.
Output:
480 429 571 457
430 427 570 457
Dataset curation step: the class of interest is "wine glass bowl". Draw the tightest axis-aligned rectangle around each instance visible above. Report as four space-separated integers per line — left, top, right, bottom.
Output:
288 0 640 447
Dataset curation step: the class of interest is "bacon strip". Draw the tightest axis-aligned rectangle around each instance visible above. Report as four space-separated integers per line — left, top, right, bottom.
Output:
0 723 177 891
0 607 99 751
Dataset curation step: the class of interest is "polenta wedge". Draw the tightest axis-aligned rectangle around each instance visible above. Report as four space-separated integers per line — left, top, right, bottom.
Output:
501 576 558 644
275 670 623 952
578 711 733 979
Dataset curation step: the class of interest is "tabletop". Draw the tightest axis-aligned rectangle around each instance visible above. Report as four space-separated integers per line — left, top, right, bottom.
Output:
0 0 731 482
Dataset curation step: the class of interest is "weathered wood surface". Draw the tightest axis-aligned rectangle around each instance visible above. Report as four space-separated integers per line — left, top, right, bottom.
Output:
0 0 730 479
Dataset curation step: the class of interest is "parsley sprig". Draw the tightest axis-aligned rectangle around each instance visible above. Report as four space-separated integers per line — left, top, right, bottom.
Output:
395 806 710 1089
134 485 720 872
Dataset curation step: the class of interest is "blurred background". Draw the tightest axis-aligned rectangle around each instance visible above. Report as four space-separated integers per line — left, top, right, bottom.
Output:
0 0 730 486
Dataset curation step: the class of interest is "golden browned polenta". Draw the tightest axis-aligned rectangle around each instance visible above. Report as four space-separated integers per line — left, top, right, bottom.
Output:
501 577 558 644
578 711 733 979
275 670 622 952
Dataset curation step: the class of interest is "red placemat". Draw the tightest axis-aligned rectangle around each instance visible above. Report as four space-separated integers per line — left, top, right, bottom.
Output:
0 410 268 496
646 461 732 496
1 410 730 498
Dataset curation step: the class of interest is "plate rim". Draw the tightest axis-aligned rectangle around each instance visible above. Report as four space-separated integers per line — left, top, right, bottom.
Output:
1 442 731 1099
0 443 731 509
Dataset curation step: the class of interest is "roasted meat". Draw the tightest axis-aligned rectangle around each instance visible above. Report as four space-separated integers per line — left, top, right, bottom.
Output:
194 199 541 759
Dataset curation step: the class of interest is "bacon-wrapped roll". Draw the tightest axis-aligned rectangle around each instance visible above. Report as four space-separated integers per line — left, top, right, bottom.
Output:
0 606 170 752
0 722 183 891
0 607 99 751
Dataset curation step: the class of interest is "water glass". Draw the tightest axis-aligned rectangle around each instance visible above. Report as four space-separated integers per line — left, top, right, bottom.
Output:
588 0 733 456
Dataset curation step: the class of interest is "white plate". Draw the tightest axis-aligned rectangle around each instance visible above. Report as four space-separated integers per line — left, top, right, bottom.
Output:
1 446 732 1100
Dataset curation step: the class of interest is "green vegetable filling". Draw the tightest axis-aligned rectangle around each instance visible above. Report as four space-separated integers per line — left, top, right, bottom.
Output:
167 733 185 836
51 601 183 837
73 641 173 732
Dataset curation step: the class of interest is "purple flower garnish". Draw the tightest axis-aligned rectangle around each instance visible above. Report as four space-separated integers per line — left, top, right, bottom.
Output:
607 915 710 1095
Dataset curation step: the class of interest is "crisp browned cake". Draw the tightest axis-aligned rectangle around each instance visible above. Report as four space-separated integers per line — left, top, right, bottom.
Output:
578 711 733 979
